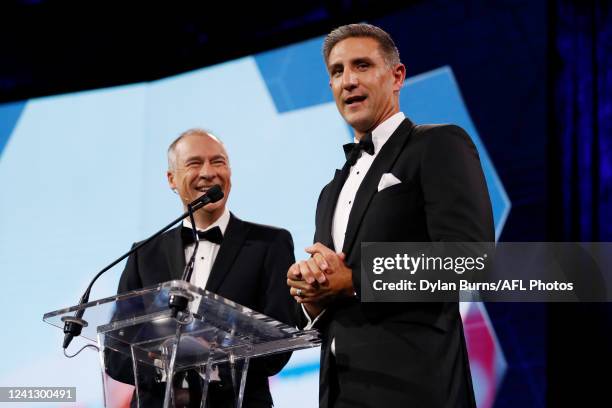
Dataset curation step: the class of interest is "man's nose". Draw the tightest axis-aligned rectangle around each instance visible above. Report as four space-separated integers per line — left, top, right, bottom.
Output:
342 69 358 90
199 161 215 179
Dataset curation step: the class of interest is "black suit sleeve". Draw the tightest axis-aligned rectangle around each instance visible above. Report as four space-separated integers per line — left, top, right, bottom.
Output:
420 125 495 242
293 185 335 330
104 244 142 385
117 243 144 294
261 228 296 326
249 228 297 377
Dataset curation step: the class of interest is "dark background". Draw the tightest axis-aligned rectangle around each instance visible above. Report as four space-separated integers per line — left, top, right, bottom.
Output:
1 0 610 406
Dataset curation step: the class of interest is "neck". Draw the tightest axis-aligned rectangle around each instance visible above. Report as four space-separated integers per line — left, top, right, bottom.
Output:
354 105 399 140
353 129 368 140
188 206 225 230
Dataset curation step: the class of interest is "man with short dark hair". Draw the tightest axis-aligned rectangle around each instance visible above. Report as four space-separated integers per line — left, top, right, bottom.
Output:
107 129 295 408
287 23 494 408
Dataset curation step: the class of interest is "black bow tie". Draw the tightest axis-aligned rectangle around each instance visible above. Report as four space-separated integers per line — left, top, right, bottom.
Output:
181 226 224 246
343 133 374 166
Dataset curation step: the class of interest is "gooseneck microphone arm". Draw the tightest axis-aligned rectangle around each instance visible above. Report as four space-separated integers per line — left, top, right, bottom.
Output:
167 203 201 319
62 185 224 350
182 203 200 283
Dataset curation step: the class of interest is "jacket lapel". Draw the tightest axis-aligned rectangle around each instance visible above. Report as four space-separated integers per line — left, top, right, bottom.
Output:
342 118 415 255
318 163 351 250
205 213 250 293
166 225 186 280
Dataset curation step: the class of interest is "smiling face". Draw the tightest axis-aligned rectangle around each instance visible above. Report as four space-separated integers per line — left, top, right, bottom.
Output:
327 36 405 138
167 133 231 220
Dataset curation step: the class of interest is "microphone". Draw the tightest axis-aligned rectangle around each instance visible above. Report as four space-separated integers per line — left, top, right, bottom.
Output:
190 185 223 211
62 185 224 350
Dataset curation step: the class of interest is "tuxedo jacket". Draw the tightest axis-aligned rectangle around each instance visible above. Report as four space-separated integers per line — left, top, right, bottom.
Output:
303 118 494 408
105 214 295 408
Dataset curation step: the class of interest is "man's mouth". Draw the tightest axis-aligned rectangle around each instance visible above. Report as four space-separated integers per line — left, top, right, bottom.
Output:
195 186 215 193
344 95 367 106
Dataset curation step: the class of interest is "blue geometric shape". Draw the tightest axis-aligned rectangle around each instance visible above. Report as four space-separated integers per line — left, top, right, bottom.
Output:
401 67 511 240
276 361 320 379
255 36 332 113
0 100 27 159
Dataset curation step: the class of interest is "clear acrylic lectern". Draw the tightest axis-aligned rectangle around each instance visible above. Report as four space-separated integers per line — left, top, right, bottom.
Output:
43 280 320 407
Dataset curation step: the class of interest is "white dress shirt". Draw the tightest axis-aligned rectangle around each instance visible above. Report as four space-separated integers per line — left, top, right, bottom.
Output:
331 112 405 251
176 208 230 383
183 207 231 289
303 112 406 353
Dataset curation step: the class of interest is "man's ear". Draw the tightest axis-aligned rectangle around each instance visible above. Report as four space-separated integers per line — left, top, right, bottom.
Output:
167 170 176 191
393 63 406 91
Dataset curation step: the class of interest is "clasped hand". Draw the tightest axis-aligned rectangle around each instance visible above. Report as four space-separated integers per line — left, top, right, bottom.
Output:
286 243 354 311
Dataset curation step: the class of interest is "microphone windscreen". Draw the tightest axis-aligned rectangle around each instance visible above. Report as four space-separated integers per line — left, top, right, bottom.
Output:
206 185 224 203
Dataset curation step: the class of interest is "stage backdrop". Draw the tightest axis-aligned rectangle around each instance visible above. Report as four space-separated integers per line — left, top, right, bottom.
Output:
0 34 509 407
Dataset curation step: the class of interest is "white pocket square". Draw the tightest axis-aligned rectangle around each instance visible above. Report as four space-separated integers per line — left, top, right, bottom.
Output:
377 173 402 192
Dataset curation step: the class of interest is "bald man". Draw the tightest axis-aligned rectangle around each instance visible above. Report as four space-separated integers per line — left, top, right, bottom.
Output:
106 129 295 408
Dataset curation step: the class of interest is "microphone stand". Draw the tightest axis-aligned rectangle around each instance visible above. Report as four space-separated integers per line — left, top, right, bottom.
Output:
182 203 200 283
168 203 200 318
62 186 223 349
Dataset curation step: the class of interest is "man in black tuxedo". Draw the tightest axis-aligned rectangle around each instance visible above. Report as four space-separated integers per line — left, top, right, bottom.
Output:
106 129 295 407
287 24 494 407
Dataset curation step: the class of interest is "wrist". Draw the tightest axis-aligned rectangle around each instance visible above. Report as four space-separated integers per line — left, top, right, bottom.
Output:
341 266 355 297
304 302 323 318
343 286 356 298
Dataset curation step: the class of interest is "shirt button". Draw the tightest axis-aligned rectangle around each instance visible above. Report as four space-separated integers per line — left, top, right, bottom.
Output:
349 201 352 204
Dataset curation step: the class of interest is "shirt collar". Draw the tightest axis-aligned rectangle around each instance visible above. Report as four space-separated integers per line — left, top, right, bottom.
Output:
353 111 405 154
182 207 231 236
